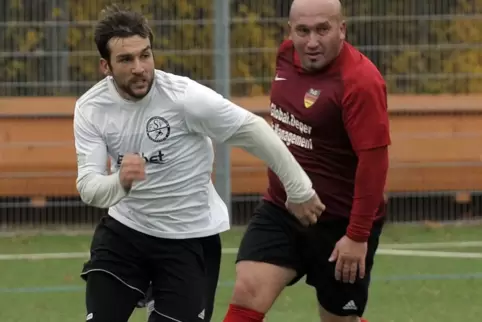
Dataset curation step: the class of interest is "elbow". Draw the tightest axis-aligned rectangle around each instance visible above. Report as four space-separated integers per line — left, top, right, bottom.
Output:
250 114 269 127
239 114 271 138
240 112 268 128
76 176 96 206
224 113 266 145
76 174 108 208
76 172 125 209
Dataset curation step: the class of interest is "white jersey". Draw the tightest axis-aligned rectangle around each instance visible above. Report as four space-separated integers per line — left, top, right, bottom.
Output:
74 70 249 239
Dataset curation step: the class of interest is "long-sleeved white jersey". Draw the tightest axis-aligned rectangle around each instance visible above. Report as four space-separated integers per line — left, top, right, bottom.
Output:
74 70 314 239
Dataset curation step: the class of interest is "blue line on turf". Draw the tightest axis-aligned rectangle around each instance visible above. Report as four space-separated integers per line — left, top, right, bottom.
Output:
1 272 482 294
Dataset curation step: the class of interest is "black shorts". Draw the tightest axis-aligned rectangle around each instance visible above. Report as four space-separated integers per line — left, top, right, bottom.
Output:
81 215 221 322
236 201 384 317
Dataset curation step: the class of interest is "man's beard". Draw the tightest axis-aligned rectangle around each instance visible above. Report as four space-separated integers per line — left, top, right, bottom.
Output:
114 75 154 100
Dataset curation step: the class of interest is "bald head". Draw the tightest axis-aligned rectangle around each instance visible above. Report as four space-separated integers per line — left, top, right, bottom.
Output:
289 0 343 23
287 0 346 72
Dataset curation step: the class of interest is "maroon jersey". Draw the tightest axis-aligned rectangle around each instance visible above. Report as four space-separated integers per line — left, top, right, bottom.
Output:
264 40 390 224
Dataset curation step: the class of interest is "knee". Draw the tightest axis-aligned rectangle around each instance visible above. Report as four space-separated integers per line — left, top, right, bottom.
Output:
231 264 263 303
230 261 296 313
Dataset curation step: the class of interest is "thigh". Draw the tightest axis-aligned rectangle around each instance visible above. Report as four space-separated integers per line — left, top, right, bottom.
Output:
201 234 222 321
85 271 142 322
81 216 150 295
305 218 384 317
236 201 305 284
148 237 208 322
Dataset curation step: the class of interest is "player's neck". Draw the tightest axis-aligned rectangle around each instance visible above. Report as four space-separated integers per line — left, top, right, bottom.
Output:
337 40 344 57
324 40 345 69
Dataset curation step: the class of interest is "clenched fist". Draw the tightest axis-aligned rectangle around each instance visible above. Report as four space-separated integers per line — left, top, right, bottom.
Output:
119 154 146 190
287 193 326 227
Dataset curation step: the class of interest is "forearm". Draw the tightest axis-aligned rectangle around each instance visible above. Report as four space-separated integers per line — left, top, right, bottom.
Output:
76 172 128 208
347 146 389 242
224 113 315 203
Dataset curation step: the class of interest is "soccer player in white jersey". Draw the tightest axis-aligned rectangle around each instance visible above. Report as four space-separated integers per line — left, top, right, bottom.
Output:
74 5 325 322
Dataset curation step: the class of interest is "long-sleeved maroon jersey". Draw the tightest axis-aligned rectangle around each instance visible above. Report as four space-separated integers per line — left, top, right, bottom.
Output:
263 39 391 241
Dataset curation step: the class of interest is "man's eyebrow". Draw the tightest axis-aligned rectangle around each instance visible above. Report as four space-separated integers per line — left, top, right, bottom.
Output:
116 45 152 59
296 21 331 28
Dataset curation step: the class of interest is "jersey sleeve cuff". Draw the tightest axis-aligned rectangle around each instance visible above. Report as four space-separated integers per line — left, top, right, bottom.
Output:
346 215 373 242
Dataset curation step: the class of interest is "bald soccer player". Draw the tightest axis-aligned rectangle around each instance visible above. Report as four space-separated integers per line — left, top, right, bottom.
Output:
221 0 390 321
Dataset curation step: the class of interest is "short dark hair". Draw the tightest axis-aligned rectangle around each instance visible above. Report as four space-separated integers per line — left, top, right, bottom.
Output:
94 4 154 61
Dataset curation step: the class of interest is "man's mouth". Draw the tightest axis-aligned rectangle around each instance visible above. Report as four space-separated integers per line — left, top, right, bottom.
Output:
132 79 147 87
306 52 322 60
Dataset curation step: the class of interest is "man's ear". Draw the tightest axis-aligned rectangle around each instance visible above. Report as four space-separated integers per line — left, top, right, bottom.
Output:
340 20 347 41
100 58 110 76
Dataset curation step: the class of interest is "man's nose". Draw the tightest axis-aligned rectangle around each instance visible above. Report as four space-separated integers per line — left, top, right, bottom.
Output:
307 32 321 48
132 59 145 74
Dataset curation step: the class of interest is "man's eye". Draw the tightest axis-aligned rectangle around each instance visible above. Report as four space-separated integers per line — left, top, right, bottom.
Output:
318 26 330 33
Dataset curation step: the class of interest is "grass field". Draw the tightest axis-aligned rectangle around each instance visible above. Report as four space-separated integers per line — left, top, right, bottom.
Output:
1 223 482 322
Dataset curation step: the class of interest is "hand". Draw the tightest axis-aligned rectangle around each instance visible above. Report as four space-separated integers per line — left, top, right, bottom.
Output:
329 235 367 284
119 154 146 190
286 193 326 227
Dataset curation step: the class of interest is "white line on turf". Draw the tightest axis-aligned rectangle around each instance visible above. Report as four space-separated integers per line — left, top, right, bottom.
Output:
377 249 482 258
381 241 482 249
1 247 482 260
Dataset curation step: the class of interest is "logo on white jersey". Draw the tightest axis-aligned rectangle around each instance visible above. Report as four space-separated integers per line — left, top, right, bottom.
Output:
116 150 166 166
146 116 170 142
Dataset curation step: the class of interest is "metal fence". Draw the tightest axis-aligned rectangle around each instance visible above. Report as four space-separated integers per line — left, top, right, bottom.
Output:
2 0 482 231
2 0 482 96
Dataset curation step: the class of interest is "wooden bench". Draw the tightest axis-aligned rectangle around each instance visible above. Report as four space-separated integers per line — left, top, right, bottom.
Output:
0 119 270 196
0 96 273 197
2 95 482 198
387 109 482 193
228 95 482 194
